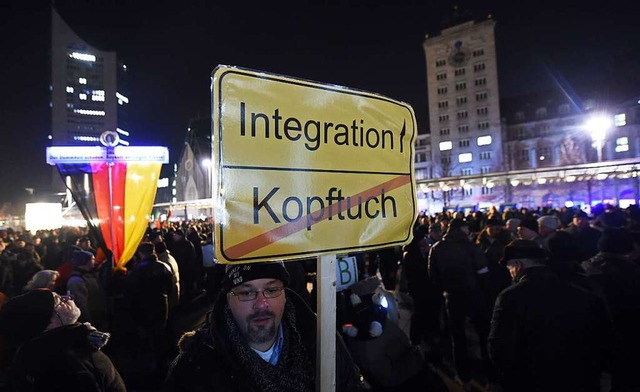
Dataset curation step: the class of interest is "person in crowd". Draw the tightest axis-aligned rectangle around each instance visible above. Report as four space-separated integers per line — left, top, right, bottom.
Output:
545 231 601 295
475 218 512 309
426 222 443 247
168 229 200 308
403 225 442 356
564 210 602 261
488 240 613 392
504 218 520 239
152 233 181 316
125 242 174 385
536 215 561 250
67 250 108 331
581 228 640 391
428 218 492 390
516 217 544 248
0 289 125 391
165 260 363 391
76 236 97 256
0 241 14 296
11 250 43 297
186 227 204 285
23 269 59 291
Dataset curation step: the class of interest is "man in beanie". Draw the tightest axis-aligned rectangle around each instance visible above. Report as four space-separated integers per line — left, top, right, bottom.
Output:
488 240 613 392
165 260 363 391
67 249 108 331
0 289 125 391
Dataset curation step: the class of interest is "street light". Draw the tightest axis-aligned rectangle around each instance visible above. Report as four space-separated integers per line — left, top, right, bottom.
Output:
585 114 612 162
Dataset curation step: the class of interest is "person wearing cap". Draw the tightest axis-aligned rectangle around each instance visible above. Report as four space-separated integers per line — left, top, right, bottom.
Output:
536 215 561 250
580 228 640 391
67 249 108 331
475 218 513 310
428 218 492 389
164 261 363 391
0 289 125 391
564 210 602 261
516 217 545 249
488 240 613 392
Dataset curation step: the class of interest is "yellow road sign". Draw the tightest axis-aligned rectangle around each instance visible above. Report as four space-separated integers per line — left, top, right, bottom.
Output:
212 65 417 263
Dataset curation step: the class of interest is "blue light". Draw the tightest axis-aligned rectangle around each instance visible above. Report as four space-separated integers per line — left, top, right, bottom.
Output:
380 296 388 309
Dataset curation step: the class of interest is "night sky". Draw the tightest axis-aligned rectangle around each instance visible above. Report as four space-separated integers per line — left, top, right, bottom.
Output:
1 0 639 212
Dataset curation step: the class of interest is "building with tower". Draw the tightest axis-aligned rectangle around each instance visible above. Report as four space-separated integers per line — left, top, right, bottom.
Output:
423 16 502 184
418 13 640 214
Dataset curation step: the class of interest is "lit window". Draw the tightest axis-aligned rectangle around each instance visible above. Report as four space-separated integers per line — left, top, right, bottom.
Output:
92 94 105 102
73 109 105 116
66 86 74 93
614 113 626 127
459 153 473 163
79 78 87 84
69 52 96 62
79 93 87 100
616 137 629 152
477 135 492 146
439 141 453 151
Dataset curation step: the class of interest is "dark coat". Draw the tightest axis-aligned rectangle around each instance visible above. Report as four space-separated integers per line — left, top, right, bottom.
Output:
164 289 363 392
581 252 640 390
67 268 109 331
126 255 174 327
8 323 125 392
167 238 199 302
488 266 613 392
428 228 487 293
564 224 602 261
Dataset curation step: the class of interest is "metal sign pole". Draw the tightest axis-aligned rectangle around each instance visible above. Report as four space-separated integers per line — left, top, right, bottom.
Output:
316 253 336 392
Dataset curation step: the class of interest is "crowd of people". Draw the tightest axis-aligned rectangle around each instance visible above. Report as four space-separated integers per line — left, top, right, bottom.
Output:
0 202 638 391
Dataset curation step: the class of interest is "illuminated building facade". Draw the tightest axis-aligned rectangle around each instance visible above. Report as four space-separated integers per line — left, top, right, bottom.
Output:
423 16 503 183
50 8 130 146
419 16 640 214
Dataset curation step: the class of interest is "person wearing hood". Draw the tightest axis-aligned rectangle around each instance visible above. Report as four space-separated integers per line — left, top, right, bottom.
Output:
67 249 108 331
0 289 125 391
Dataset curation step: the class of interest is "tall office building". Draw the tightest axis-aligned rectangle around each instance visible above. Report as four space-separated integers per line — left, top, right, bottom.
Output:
50 8 130 146
423 16 502 185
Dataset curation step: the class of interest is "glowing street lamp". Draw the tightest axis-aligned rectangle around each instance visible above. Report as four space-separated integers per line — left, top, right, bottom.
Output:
585 114 612 162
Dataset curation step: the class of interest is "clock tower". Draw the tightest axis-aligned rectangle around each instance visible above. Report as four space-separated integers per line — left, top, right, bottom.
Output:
423 16 503 185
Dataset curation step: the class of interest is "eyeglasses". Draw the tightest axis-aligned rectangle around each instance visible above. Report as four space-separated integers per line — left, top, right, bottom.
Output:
55 294 74 308
229 287 284 302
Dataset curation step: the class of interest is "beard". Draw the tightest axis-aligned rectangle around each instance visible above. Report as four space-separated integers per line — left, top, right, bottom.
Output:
57 303 82 325
245 309 277 345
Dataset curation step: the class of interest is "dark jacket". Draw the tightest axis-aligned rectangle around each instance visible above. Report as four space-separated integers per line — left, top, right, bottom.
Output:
67 268 109 331
581 252 640 390
126 254 174 327
564 224 602 261
167 237 199 302
428 228 487 293
488 266 613 392
8 323 125 392
164 288 363 392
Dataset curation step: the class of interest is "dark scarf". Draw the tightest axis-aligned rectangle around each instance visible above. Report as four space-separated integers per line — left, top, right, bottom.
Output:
224 301 314 392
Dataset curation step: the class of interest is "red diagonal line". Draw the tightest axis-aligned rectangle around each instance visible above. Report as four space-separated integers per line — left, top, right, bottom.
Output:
224 174 412 259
